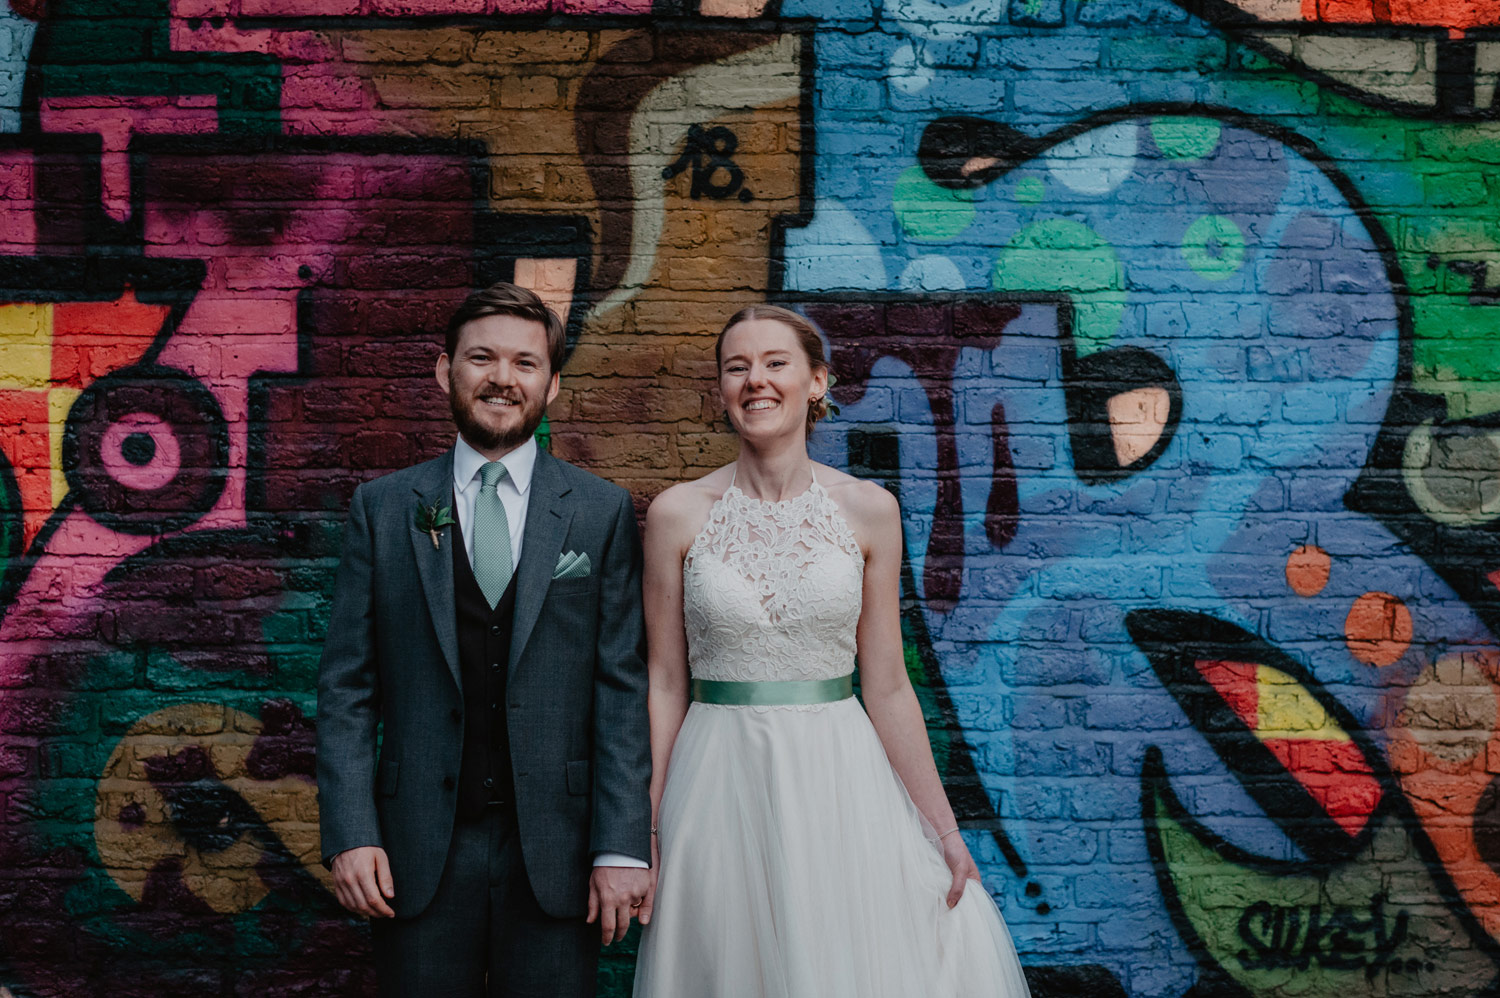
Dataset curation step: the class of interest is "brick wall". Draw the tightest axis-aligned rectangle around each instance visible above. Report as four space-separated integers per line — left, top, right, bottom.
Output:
1 0 1499 994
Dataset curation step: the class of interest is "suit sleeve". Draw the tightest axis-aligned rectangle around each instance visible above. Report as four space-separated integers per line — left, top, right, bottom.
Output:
316 482 384 867
588 487 652 864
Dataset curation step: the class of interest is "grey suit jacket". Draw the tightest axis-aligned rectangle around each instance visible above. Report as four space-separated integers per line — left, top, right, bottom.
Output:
315 447 651 919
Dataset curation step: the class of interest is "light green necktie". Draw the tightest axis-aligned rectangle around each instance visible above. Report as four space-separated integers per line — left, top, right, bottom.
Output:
473 461 513 609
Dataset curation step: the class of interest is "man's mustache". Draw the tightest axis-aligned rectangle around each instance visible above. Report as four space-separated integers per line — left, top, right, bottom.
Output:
470 386 524 404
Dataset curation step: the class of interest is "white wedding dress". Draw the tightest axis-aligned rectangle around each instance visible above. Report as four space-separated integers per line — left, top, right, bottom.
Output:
633 468 1032 997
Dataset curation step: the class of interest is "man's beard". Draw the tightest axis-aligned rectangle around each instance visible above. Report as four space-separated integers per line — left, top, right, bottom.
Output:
449 377 546 452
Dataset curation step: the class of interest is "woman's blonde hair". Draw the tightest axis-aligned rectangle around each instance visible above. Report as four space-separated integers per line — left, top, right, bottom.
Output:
715 304 831 434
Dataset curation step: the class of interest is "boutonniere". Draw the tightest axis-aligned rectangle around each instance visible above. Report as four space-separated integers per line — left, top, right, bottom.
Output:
413 489 457 549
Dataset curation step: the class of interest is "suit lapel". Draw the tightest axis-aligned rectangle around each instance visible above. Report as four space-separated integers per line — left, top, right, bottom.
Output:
408 450 463 691
509 449 574 674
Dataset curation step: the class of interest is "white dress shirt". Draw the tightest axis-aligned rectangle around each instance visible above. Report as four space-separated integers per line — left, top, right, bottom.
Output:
451 434 647 871
452 433 536 572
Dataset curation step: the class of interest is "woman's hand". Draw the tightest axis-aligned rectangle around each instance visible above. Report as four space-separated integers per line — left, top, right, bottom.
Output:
940 831 981 909
640 830 661 925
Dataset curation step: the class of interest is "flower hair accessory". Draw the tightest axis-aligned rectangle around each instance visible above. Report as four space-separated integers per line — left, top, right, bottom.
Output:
823 372 840 417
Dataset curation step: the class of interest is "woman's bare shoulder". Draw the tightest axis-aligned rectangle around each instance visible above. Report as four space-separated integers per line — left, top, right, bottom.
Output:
646 467 735 542
816 464 899 539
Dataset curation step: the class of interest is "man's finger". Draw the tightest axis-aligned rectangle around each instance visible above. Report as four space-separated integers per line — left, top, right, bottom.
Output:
375 851 396 900
335 880 363 917
614 902 632 943
340 882 368 917
638 894 654 926
359 865 395 918
586 882 599 924
599 901 617 944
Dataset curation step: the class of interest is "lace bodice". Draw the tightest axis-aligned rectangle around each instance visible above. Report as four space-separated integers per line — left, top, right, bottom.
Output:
683 469 864 689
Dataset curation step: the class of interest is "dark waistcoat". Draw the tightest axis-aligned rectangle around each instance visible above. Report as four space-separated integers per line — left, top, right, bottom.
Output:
452 510 519 820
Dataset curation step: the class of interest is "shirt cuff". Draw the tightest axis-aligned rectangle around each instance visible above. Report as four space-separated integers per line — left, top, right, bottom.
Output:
592 851 648 869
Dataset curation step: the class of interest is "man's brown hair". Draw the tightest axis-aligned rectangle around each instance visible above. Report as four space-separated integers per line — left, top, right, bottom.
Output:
444 282 566 374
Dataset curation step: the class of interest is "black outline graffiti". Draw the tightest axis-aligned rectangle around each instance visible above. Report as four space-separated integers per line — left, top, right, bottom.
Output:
62 365 231 535
1142 744 1500 994
1063 345 1183 486
1167 0 1500 120
661 123 754 201
1127 609 1392 864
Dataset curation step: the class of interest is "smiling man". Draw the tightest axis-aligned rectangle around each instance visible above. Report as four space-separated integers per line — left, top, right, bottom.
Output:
316 282 653 997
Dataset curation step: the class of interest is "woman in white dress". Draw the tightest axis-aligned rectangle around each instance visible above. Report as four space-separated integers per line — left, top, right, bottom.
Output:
631 305 1032 997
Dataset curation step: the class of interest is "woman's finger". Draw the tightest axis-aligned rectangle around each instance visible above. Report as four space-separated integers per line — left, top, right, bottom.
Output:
946 868 967 908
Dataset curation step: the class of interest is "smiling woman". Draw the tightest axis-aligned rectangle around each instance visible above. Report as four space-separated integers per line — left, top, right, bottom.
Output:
715 304 832 438
632 304 1032 997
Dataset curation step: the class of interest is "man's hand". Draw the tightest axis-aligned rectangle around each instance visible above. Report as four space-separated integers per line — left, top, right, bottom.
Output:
586 866 651 945
331 846 396 918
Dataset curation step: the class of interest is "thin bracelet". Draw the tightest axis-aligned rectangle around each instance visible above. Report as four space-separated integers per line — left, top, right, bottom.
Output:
937 826 961 840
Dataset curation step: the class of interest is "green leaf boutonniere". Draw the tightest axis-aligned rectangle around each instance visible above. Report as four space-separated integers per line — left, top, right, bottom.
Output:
413 489 458 550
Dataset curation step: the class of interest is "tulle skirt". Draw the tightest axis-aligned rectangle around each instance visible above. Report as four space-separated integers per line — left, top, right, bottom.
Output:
633 697 1032 997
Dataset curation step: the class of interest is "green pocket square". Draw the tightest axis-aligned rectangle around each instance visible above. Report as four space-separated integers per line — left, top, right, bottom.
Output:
552 550 592 580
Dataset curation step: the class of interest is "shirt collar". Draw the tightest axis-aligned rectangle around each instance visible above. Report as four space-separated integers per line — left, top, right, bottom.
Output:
452 433 538 496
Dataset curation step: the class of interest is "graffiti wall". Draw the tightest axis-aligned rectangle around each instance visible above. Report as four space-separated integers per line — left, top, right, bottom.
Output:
0 0 1498 991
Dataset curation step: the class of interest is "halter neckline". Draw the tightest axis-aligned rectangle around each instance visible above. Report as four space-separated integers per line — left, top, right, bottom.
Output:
727 462 822 505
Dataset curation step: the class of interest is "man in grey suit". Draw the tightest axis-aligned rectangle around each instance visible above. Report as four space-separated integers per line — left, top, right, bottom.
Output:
316 282 653 996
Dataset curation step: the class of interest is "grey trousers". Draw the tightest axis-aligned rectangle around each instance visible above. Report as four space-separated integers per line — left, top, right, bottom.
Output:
371 806 598 998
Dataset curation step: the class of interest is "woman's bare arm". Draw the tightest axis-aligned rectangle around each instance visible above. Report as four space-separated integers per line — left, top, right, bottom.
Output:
841 478 978 906
638 483 704 920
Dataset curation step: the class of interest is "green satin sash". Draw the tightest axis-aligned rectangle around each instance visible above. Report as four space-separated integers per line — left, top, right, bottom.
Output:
691 674 855 706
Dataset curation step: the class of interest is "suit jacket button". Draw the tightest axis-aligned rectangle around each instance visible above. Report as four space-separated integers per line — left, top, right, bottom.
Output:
442 776 454 790
483 777 494 789
490 625 502 636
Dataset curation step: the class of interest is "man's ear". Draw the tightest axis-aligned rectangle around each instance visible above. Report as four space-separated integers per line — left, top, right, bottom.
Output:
435 353 452 395
545 369 561 406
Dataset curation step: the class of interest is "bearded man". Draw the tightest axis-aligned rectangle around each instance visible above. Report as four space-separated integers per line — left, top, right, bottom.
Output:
316 282 652 996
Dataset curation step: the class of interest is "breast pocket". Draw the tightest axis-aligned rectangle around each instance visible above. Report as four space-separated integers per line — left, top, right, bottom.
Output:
565 759 591 796
548 576 599 599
